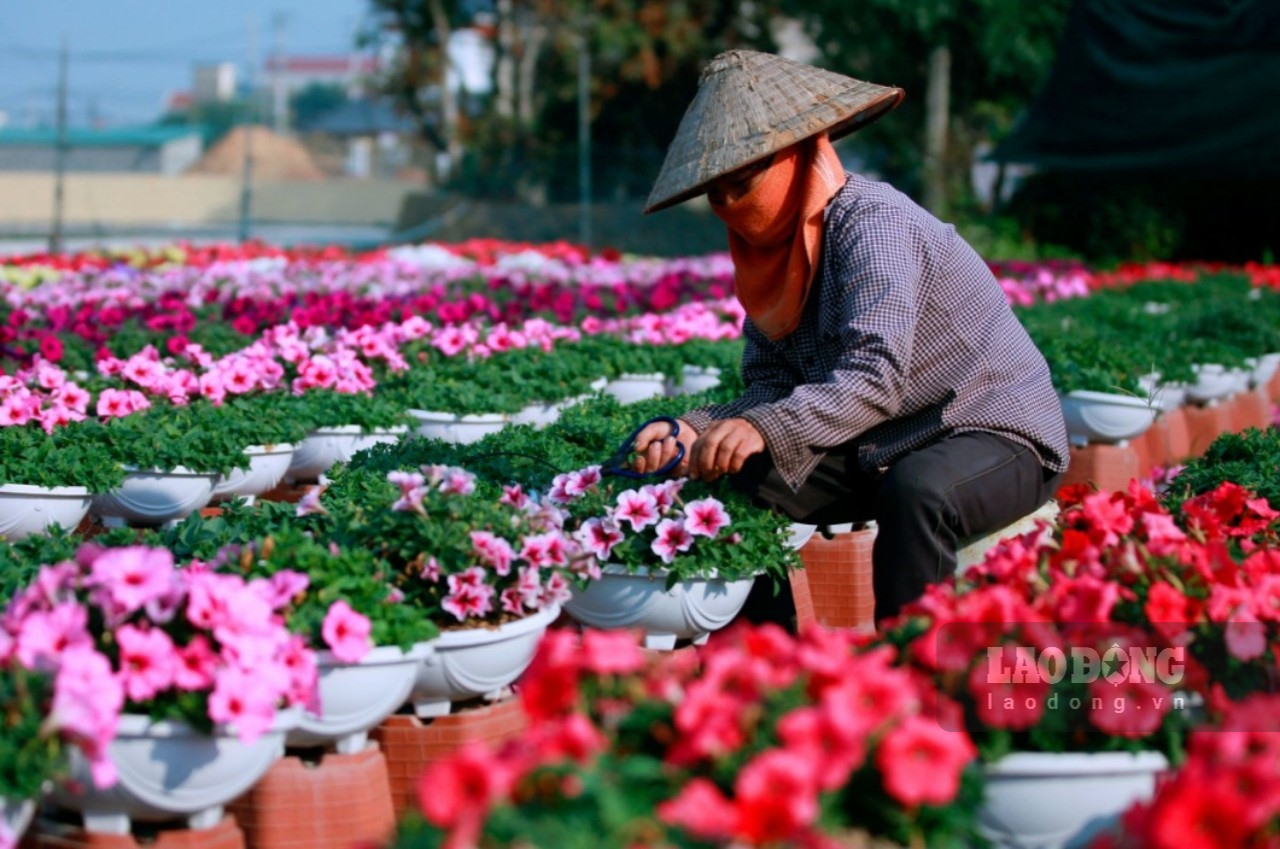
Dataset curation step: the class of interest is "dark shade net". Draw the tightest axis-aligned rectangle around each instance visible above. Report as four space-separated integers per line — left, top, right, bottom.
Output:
993 0 1280 175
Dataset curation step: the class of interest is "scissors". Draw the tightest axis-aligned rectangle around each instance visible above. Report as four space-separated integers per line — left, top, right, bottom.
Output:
601 416 686 479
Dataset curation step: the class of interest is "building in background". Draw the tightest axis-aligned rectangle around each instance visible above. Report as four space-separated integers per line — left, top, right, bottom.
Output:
0 126 203 175
193 63 238 104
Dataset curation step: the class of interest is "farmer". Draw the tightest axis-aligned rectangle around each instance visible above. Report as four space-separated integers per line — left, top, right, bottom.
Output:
630 50 1069 622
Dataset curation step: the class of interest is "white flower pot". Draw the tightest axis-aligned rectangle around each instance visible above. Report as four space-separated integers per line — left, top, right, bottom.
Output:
286 425 407 482
212 443 295 502
510 402 562 429
1135 373 1187 415
1058 390 1156 447
55 709 300 834
1247 352 1280 388
1185 363 1246 404
0 483 92 541
977 750 1169 849
604 373 667 404
1 796 36 846
665 364 723 397
565 564 757 650
91 467 219 527
287 643 433 754
406 410 508 444
410 603 560 718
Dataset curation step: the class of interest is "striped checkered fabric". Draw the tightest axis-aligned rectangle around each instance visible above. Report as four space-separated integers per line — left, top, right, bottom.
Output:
683 173 1070 491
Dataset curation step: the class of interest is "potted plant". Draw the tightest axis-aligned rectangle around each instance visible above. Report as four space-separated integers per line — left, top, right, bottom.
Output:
0 664 85 847
550 466 795 650
390 623 983 848
873 477 1280 849
229 528 439 753
1094 693 1280 849
662 337 744 397
2 543 311 833
207 393 310 502
0 420 125 540
578 336 674 405
316 464 582 718
381 360 523 444
284 390 411 482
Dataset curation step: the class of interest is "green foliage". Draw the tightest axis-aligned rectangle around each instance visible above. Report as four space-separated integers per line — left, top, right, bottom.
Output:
1162 427 1280 516
288 389 412 432
0 420 126 491
338 392 797 584
0 665 65 801
238 528 439 652
94 400 285 474
796 0 1071 199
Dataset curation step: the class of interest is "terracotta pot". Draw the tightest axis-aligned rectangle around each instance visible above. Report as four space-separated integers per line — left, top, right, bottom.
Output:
790 524 877 633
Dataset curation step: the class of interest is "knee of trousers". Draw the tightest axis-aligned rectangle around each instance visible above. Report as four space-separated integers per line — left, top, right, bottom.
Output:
875 465 951 523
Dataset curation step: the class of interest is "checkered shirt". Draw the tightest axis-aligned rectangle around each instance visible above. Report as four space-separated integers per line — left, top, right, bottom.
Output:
683 173 1070 491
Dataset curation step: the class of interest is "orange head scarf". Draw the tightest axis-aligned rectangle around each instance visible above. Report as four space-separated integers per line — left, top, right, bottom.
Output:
709 134 846 341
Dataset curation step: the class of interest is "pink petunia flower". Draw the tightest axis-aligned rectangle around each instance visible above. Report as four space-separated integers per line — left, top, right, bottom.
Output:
684 497 731 538
115 624 178 702
651 518 695 564
321 599 373 663
613 489 660 533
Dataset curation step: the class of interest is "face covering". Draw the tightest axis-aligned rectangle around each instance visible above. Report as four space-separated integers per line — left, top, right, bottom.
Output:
710 134 846 341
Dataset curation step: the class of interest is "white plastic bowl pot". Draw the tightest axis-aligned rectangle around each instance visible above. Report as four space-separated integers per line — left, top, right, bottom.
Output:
406 410 508 444
977 750 1168 849
212 443 295 501
91 467 219 527
1185 363 1242 404
565 565 757 650
604 373 667 405
1249 352 1280 388
287 643 433 753
1058 390 1156 447
509 402 562 429
410 603 559 718
665 365 723 397
287 425 407 482
0 483 92 541
55 708 300 834
1135 373 1187 415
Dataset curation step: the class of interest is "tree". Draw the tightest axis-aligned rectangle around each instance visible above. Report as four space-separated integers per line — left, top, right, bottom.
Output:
290 83 350 130
363 0 779 200
793 0 1070 212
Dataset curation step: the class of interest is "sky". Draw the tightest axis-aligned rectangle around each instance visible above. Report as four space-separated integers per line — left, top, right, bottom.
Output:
0 1 372 128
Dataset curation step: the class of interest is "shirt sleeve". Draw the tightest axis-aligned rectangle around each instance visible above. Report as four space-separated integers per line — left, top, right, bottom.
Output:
737 203 924 490
681 319 797 435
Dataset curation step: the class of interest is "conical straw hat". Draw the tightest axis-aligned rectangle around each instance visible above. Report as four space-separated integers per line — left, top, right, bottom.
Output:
644 50 904 214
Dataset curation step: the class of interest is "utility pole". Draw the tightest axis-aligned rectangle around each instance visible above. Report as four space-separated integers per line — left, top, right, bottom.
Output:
577 28 591 248
238 15 257 244
271 12 288 134
49 34 69 255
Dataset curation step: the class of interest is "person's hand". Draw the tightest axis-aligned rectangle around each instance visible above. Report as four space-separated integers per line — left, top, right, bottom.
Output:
630 418 697 476
688 418 765 482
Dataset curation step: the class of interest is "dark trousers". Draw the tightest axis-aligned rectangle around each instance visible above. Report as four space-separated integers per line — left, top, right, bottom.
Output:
733 431 1062 624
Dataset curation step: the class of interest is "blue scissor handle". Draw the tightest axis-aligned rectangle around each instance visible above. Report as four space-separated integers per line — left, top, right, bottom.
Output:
603 416 685 479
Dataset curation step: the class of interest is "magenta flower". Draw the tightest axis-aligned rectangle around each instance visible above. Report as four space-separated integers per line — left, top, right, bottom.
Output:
684 497 731 538
442 582 496 622
15 601 93 670
174 635 219 692
208 665 279 743
519 532 570 568
471 531 516 576
500 484 531 509
614 489 660 533
89 545 176 616
116 623 178 702
651 518 695 564
321 599 373 663
51 646 123 789
574 517 624 561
